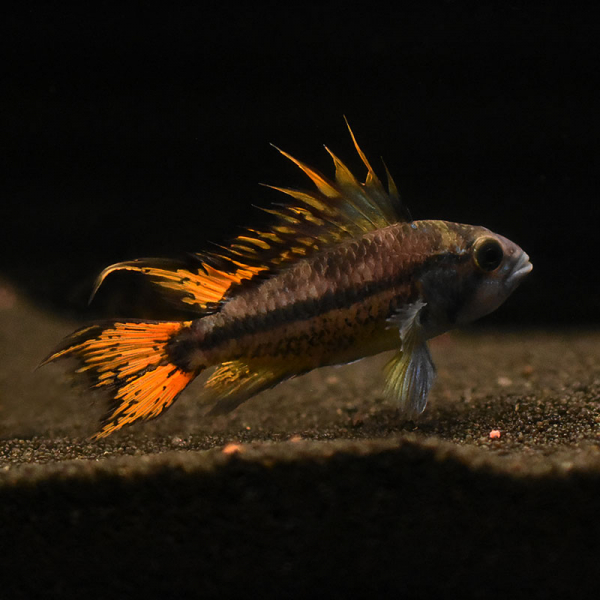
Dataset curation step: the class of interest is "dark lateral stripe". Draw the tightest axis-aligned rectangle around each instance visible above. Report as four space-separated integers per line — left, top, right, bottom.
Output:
199 251 469 350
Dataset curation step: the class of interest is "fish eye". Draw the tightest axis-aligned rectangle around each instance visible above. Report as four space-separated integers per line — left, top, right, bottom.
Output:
473 237 504 272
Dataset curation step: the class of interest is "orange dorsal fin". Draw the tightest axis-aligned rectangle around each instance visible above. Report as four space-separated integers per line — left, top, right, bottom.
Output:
90 255 264 313
207 120 411 277
92 121 411 313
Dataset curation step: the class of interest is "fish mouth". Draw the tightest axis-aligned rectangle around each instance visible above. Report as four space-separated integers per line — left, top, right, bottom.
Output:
507 252 533 287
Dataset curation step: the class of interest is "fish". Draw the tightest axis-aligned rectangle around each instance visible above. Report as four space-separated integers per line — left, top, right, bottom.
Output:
41 121 532 439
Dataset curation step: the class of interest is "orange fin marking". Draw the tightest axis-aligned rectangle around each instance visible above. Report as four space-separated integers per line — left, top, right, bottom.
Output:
101 365 196 437
344 116 381 188
41 320 201 439
270 145 339 198
91 259 265 311
323 145 360 188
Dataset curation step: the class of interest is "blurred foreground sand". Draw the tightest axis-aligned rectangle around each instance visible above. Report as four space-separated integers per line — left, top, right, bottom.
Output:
1 284 600 597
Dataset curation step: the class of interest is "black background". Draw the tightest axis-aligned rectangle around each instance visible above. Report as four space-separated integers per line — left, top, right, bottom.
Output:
4 2 598 324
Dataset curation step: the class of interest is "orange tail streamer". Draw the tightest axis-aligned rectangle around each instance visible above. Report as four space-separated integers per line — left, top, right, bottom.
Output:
40 320 200 439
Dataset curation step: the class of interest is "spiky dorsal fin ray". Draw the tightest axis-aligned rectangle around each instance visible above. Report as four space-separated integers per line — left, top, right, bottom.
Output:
92 122 411 313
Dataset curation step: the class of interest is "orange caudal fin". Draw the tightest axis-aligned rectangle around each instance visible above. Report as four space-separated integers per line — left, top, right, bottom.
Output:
40 320 200 439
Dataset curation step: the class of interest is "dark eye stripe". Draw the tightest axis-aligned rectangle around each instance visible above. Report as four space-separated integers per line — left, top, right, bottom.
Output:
198 251 470 350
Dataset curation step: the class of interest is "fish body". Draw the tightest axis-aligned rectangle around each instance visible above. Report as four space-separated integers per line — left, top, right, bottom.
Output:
42 123 532 438
173 221 502 368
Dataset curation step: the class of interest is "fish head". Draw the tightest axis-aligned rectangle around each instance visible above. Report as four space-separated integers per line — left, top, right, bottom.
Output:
451 227 533 326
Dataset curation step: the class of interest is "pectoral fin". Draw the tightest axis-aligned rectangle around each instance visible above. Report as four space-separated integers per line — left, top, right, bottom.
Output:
384 301 436 416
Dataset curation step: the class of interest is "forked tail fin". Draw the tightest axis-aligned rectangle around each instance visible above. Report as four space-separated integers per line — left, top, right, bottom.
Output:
40 320 200 439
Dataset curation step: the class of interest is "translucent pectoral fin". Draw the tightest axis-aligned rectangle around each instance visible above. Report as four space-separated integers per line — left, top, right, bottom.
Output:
384 300 436 416
383 342 436 416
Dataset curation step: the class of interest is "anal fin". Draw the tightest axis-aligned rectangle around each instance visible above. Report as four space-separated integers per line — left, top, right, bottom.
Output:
204 360 290 415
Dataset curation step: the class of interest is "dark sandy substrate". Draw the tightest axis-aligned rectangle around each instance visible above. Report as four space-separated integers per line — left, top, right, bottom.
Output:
1 286 600 598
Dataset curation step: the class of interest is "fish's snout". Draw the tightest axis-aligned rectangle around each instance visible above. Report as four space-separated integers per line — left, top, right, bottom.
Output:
506 250 532 288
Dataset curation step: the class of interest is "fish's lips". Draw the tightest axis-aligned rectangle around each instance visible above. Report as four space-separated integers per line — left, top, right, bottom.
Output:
506 252 532 287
